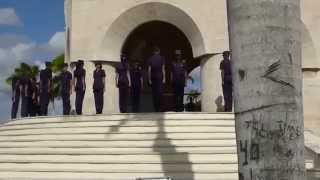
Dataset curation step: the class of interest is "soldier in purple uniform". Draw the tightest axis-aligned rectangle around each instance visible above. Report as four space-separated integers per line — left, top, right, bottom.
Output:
74 60 86 115
116 55 131 113
39 62 52 116
20 76 30 117
60 63 73 115
147 47 166 112
28 78 39 117
130 62 143 112
171 50 187 112
93 62 106 114
220 51 233 112
11 77 20 119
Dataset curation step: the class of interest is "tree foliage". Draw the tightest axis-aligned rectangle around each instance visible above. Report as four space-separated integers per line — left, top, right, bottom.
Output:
6 63 39 85
5 54 65 101
51 54 65 99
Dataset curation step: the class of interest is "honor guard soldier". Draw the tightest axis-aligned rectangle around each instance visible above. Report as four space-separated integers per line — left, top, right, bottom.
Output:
28 78 39 117
11 76 20 119
20 76 29 117
74 60 86 115
39 61 52 116
116 55 131 113
171 50 187 112
147 47 166 112
60 63 73 115
93 62 106 114
220 51 233 112
130 62 143 112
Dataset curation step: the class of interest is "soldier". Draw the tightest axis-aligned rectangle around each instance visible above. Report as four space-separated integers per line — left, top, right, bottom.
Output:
60 63 73 115
27 78 38 117
116 55 131 113
220 51 233 112
171 50 187 112
20 76 29 117
11 76 20 119
93 62 106 114
74 60 86 115
130 62 143 112
147 47 166 112
39 62 52 116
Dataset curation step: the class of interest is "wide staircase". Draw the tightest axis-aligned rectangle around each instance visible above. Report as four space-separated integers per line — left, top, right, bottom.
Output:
0 113 318 180
0 113 238 180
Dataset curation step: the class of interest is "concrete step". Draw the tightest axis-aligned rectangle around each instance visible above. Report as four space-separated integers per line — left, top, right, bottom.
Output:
0 113 238 180
0 126 235 136
0 172 238 180
0 133 235 142
6 113 234 126
307 168 320 180
0 139 236 148
0 147 237 155
0 163 238 173
0 120 235 130
0 154 238 164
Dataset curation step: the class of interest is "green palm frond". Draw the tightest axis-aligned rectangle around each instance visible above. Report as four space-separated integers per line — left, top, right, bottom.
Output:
6 63 40 86
52 54 65 73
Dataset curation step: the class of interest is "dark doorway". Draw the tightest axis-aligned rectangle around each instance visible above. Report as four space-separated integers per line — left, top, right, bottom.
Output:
122 21 196 112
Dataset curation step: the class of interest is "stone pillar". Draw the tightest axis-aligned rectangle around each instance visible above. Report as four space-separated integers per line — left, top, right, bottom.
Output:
82 61 96 115
201 54 224 112
228 0 306 179
103 62 119 114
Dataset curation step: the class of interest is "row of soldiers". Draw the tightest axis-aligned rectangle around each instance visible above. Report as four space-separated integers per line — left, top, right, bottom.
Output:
11 47 232 119
11 47 189 118
11 62 54 119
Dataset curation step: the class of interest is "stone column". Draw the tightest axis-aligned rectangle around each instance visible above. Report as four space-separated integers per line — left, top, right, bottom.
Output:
82 61 96 115
103 62 119 114
228 0 305 179
201 54 224 112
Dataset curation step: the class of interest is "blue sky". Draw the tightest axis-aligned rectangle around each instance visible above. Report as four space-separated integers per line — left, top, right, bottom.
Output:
0 0 65 121
0 0 65 43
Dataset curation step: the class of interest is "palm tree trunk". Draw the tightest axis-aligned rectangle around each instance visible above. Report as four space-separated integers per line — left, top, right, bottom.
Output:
227 0 306 179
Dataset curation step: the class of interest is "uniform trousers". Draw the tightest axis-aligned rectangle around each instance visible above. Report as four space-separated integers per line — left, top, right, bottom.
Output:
151 78 163 112
61 93 71 115
75 90 85 115
119 86 128 113
94 89 104 114
173 82 185 112
131 86 141 113
21 95 29 117
28 97 37 117
222 82 233 112
11 94 20 119
40 90 50 116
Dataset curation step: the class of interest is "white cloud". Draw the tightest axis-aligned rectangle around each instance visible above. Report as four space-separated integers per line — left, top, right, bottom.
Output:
48 32 65 53
0 33 30 48
0 8 22 26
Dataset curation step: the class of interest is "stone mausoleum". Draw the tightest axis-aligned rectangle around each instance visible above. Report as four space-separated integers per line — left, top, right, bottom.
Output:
0 0 319 179
65 0 320 131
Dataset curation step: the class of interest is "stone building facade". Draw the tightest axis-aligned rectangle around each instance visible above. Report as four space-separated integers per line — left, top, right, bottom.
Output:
65 0 320 130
